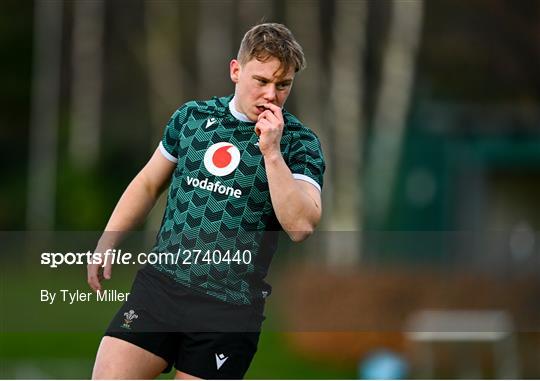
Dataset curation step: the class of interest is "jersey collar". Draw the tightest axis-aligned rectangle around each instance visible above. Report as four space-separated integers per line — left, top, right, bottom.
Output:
229 96 253 123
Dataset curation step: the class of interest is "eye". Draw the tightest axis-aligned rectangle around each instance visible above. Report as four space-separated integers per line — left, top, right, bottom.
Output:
257 79 267 85
277 83 291 90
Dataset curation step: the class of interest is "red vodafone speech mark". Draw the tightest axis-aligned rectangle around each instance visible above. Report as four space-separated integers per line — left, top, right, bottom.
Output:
204 142 241 177
212 145 232 168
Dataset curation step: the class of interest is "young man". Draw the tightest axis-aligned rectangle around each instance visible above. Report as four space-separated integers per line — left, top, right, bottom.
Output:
88 23 325 379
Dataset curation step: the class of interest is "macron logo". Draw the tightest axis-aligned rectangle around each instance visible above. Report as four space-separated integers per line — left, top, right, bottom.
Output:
206 117 217 129
215 353 228 370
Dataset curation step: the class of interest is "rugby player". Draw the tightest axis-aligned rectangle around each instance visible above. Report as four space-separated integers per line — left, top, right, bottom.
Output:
88 23 325 379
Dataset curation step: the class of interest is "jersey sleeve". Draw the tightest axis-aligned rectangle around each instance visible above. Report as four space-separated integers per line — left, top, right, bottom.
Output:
158 104 191 163
288 130 326 192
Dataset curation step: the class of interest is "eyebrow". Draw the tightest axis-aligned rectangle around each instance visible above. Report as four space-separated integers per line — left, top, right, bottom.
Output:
252 75 293 84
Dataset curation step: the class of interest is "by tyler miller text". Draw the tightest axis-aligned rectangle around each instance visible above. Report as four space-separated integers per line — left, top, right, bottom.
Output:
40 289 130 304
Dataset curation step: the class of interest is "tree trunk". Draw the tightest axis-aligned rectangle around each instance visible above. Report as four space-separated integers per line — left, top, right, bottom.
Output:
27 0 63 230
326 0 368 264
365 0 424 227
69 0 104 170
197 0 234 98
144 0 186 237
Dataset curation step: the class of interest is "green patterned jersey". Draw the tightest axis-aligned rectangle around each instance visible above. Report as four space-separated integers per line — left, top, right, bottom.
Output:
151 94 325 305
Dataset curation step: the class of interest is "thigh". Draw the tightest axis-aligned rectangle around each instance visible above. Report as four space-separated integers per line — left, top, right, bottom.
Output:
100 268 179 375
92 336 168 379
174 370 202 380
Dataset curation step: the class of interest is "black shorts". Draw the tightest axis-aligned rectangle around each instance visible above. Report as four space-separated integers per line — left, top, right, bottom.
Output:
104 265 265 379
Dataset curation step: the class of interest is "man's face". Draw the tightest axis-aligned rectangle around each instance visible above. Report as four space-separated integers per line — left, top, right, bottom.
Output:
230 57 295 122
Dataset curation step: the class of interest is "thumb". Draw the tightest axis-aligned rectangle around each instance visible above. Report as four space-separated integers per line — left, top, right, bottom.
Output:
103 261 112 280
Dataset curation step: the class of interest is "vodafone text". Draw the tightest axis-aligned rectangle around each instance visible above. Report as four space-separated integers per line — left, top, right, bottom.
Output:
185 176 242 198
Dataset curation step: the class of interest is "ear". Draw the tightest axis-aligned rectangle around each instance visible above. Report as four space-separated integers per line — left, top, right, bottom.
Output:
230 59 241 84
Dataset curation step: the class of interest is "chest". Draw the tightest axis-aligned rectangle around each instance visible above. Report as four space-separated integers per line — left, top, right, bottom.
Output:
172 117 291 206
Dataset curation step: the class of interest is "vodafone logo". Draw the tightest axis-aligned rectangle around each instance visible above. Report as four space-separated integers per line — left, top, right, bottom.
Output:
203 142 241 177
187 142 242 198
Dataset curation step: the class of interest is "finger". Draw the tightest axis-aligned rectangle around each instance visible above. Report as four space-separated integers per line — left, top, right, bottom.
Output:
257 109 273 121
261 103 281 113
255 119 272 132
258 111 280 129
259 109 282 131
261 103 283 121
87 264 102 291
263 109 280 124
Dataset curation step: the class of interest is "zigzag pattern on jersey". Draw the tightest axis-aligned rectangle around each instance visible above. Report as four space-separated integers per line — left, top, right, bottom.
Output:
153 95 325 305
288 130 325 189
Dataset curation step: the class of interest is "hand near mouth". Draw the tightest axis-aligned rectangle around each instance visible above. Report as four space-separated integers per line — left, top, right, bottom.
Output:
254 103 284 158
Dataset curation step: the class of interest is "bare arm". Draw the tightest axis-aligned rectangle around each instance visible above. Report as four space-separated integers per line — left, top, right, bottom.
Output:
87 148 176 291
256 103 322 242
264 154 322 241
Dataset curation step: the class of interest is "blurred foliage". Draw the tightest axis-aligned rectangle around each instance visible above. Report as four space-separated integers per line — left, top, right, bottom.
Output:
0 0 33 230
2 0 540 231
418 0 540 101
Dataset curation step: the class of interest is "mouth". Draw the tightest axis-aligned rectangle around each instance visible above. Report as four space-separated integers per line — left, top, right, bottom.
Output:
255 105 267 114
256 104 274 115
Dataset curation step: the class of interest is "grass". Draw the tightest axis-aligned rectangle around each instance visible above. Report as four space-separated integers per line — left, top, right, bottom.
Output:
0 331 354 379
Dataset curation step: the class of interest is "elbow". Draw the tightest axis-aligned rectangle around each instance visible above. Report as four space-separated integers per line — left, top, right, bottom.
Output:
283 204 322 242
289 230 312 242
287 223 315 243
285 210 321 242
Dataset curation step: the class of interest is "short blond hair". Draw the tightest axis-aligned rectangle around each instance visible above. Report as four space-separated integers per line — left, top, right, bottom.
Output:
237 23 306 75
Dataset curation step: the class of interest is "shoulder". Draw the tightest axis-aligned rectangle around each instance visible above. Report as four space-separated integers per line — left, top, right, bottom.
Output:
173 95 231 119
282 109 322 146
171 101 197 117
167 95 232 122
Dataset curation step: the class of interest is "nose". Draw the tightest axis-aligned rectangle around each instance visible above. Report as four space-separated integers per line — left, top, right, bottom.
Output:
263 84 276 103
